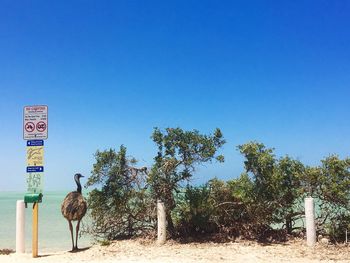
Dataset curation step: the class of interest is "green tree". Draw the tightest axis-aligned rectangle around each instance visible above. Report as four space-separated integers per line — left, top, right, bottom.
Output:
273 156 304 234
237 142 277 226
303 155 350 241
319 155 350 207
237 142 304 234
148 127 225 234
85 146 153 240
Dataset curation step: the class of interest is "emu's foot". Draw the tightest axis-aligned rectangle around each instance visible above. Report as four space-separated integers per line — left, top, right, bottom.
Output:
70 247 78 253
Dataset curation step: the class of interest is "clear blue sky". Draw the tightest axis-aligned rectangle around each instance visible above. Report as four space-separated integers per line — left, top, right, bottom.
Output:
1 1 349 191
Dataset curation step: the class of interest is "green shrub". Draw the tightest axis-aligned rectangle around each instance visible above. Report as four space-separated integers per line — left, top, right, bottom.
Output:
305 155 350 241
173 185 216 236
148 127 225 235
85 146 155 240
84 131 350 243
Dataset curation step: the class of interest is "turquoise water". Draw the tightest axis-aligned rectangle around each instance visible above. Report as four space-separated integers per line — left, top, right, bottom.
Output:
0 191 92 252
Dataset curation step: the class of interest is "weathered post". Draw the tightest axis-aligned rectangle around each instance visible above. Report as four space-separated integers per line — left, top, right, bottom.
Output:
16 200 25 253
32 202 39 257
305 197 316 246
157 200 166 245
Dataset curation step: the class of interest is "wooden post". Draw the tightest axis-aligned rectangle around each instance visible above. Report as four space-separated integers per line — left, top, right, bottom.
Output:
157 200 166 245
16 200 25 253
32 202 39 257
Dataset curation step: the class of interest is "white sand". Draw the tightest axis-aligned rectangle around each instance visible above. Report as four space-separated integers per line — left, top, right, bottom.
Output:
1 238 350 263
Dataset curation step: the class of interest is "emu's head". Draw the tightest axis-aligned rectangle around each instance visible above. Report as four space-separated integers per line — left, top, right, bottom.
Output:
74 173 84 193
74 173 84 180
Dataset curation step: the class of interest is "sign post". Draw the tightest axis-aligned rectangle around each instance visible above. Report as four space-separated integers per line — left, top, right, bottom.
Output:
32 203 39 257
23 105 48 258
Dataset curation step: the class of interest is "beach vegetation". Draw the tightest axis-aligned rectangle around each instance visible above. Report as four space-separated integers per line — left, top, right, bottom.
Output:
303 155 350 241
147 127 225 235
85 145 154 240
237 142 305 237
85 128 350 243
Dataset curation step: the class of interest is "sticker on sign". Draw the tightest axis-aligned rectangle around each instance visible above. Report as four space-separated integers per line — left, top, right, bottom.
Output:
26 166 44 173
26 173 44 194
27 145 44 166
23 105 48 140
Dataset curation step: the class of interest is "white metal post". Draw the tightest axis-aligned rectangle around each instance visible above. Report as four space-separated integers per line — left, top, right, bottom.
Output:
157 200 166 245
346 229 348 243
16 200 25 253
305 197 316 246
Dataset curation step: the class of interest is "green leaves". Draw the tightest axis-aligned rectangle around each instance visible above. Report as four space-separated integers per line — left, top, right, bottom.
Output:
237 142 350 240
85 127 350 242
300 155 350 241
174 185 215 235
152 127 225 166
237 142 305 232
149 127 226 197
148 127 226 234
85 145 152 240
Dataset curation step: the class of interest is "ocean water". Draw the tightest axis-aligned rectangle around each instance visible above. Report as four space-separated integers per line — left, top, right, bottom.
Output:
0 191 92 252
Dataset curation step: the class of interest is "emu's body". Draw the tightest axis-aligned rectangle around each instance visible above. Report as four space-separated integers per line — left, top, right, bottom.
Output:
61 174 87 251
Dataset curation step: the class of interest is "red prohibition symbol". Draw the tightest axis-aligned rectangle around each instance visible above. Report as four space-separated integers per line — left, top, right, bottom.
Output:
25 122 35 132
36 121 47 132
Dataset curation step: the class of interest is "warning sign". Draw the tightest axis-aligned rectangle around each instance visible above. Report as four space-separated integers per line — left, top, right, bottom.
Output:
23 105 48 140
25 122 35 132
36 122 47 132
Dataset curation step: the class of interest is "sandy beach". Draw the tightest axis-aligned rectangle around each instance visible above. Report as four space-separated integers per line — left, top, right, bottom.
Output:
1 238 350 263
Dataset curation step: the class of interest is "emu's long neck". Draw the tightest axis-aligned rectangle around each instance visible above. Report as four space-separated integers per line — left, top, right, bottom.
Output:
75 177 82 194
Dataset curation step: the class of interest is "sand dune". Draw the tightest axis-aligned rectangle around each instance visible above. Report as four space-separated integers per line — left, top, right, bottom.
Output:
1 238 350 263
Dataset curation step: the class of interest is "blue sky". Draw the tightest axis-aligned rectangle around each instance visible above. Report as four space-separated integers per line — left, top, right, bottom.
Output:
0 1 349 191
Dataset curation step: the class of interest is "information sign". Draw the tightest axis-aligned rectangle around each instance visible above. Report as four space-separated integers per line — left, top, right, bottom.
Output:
23 106 48 140
26 173 44 194
27 146 44 166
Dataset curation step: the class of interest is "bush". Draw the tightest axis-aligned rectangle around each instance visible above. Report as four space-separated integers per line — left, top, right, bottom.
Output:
84 131 350 244
173 178 250 239
237 142 304 235
148 127 225 235
304 155 350 241
85 146 155 240
173 185 216 236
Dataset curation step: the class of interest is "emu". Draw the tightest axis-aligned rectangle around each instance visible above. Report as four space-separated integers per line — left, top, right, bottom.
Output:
61 173 87 251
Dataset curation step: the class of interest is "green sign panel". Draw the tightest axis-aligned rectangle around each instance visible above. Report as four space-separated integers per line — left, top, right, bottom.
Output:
26 173 44 194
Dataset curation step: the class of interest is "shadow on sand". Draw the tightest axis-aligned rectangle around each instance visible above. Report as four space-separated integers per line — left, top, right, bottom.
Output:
68 247 91 253
38 246 91 257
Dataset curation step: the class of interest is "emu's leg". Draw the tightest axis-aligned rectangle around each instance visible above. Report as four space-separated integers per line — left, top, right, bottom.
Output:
68 220 75 251
75 220 81 250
